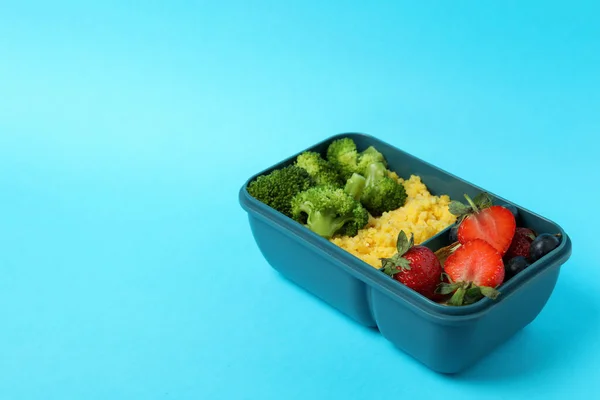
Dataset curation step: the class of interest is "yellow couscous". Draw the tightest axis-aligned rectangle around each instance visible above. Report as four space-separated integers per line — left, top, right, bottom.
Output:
330 174 456 268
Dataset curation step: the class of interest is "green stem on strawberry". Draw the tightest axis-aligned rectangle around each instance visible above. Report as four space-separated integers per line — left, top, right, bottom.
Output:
448 192 493 224
479 286 501 300
447 286 466 306
464 194 479 213
436 280 501 306
381 230 414 275
435 280 461 295
463 285 482 304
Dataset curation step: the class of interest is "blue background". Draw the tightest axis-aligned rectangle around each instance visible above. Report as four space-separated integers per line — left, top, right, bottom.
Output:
1 1 598 398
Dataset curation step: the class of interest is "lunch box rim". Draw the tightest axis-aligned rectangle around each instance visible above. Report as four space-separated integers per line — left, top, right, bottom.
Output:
239 132 572 319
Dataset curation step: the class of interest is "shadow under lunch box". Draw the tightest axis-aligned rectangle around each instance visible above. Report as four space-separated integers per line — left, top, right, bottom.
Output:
238 132 572 374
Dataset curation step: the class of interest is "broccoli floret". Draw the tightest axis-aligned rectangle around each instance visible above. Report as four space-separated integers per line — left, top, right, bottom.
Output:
295 151 344 187
327 138 390 180
344 172 366 201
327 137 406 216
357 146 387 174
291 186 369 239
247 165 314 217
336 209 369 237
359 162 407 216
326 138 360 180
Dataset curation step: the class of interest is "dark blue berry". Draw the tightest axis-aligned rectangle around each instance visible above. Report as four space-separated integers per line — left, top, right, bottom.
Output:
528 233 561 262
449 224 459 242
505 256 530 279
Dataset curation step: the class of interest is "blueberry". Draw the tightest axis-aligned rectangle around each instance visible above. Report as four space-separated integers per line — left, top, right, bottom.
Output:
449 224 459 242
529 233 561 262
505 256 530 280
503 203 519 220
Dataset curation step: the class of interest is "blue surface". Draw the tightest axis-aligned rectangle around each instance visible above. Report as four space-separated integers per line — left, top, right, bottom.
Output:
0 1 598 398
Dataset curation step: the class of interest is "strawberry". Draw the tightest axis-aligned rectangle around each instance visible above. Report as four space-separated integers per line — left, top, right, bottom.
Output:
436 239 505 306
505 227 536 260
381 230 443 300
449 193 516 255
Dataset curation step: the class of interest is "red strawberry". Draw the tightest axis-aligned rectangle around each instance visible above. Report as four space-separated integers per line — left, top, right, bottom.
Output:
449 193 516 255
505 227 536 260
436 239 505 306
381 230 443 300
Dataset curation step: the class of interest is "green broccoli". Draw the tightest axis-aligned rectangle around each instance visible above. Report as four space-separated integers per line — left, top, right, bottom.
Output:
247 165 314 217
326 137 360 180
327 138 390 179
357 146 387 174
344 172 366 201
328 138 405 215
291 186 369 239
295 151 344 187
359 161 407 216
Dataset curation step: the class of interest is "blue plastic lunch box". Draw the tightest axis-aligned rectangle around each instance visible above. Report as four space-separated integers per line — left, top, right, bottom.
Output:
238 132 572 374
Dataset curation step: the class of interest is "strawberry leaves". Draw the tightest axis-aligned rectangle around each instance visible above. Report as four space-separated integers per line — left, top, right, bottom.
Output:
396 229 414 255
479 286 501 300
472 192 493 210
381 256 411 275
459 284 501 305
449 192 494 224
447 286 466 306
381 230 414 276
463 286 483 305
435 280 501 306
448 202 471 217
435 281 461 295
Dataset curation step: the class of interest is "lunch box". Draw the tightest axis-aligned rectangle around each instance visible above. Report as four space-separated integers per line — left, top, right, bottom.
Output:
238 132 572 374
